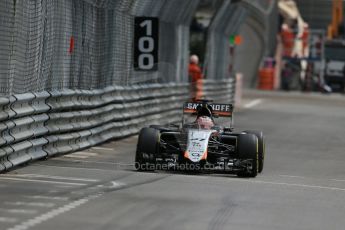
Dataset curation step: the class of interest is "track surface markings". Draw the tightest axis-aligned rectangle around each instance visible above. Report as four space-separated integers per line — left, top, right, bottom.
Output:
34 164 116 172
243 99 263 109
279 174 345 183
5 202 55 208
6 182 126 230
22 196 68 201
51 158 133 167
7 198 90 230
62 152 98 159
91 147 114 151
12 174 99 182
0 217 17 223
0 177 87 186
0 209 38 215
229 178 345 192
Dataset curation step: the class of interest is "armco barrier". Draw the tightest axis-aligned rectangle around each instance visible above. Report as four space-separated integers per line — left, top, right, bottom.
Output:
29 138 48 160
11 93 36 118
1 96 16 121
0 80 235 172
32 92 51 113
0 97 10 121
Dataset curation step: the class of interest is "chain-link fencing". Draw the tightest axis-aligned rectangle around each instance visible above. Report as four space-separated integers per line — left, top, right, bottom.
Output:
204 1 247 80
0 0 199 96
232 0 278 88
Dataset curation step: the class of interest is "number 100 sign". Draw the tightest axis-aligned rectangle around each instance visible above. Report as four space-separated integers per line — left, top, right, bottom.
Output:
134 17 159 71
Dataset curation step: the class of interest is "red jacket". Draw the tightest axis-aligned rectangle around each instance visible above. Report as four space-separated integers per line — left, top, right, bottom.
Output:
189 63 202 83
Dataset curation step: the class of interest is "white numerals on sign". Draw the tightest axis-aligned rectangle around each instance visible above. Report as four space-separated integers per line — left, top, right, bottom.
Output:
139 54 154 69
139 37 154 52
140 20 152 36
138 20 154 70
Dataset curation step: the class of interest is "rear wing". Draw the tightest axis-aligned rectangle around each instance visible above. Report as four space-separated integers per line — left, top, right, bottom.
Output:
183 102 233 117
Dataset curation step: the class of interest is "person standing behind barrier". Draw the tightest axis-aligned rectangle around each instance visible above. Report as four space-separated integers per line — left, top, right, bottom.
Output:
188 55 203 101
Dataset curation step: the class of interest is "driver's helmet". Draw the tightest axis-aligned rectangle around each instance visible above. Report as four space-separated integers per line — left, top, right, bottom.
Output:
195 104 214 129
196 116 214 129
196 104 213 118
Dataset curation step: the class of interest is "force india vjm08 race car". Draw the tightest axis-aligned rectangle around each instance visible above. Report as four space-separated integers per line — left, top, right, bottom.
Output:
135 100 265 177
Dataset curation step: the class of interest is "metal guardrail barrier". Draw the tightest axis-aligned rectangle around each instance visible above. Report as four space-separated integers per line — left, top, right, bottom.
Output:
0 79 234 172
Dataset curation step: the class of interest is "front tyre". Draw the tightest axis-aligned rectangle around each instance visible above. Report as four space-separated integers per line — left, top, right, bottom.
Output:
244 130 265 173
135 128 160 171
237 134 259 178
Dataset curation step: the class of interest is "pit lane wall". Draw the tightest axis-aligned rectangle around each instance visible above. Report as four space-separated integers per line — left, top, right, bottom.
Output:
0 0 244 172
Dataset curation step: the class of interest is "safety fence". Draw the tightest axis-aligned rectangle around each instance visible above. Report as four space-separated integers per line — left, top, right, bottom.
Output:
0 0 199 96
242 0 278 57
0 79 235 172
233 0 278 88
205 0 247 80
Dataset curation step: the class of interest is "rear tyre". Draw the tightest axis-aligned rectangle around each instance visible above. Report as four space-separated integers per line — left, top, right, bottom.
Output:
135 128 160 171
237 134 258 178
244 130 265 173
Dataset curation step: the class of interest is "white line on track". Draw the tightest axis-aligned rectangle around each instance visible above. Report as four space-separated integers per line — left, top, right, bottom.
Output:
72 152 99 156
279 174 307 179
7 198 89 230
232 178 345 192
0 209 38 215
54 185 78 189
97 181 126 189
52 158 134 166
331 179 345 182
280 174 345 183
34 164 117 172
243 99 263 109
0 217 17 223
5 202 56 208
13 174 99 182
22 196 68 201
110 181 125 188
62 155 89 159
0 177 87 186
63 152 98 159
91 147 114 151
177 174 345 192
6 182 125 230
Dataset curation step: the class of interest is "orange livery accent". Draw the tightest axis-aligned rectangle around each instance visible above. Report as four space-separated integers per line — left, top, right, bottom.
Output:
213 111 232 117
200 151 208 160
184 109 196 114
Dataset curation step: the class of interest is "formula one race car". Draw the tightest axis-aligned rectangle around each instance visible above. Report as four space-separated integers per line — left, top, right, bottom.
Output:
135 100 265 177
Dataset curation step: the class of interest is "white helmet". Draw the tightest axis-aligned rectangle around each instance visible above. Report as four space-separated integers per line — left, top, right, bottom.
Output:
190 55 199 65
